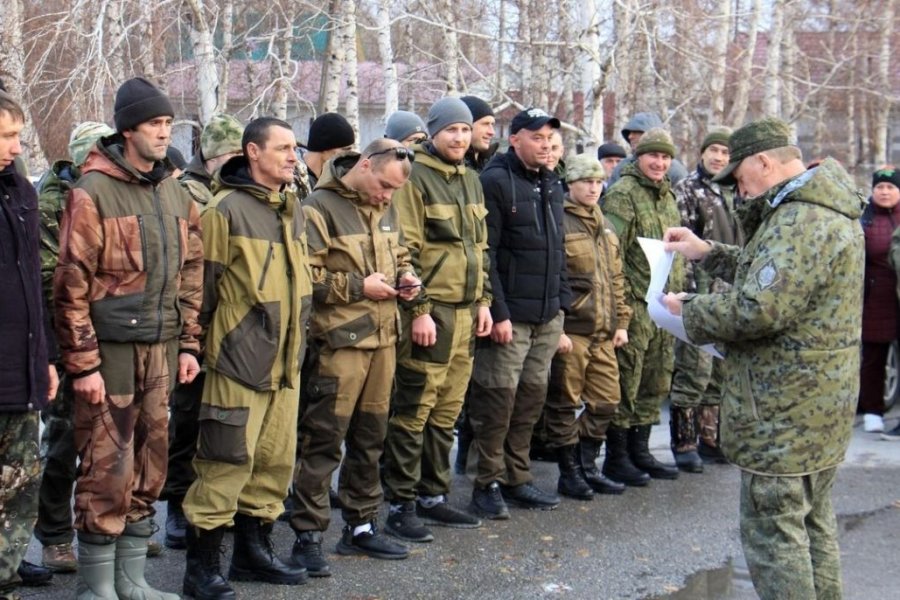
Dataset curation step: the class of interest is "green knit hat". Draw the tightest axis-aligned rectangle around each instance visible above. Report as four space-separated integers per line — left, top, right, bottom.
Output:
566 154 606 183
713 117 793 185
635 127 676 157
701 126 732 153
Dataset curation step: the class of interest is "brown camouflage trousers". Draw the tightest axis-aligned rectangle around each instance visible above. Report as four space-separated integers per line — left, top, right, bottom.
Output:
0 411 40 592
740 468 842 600
73 340 177 536
543 333 620 447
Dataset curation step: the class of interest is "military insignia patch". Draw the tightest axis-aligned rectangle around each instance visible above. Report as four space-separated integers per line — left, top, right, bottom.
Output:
756 260 779 289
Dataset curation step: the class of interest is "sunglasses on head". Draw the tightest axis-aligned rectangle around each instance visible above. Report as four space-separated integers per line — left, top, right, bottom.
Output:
368 147 415 161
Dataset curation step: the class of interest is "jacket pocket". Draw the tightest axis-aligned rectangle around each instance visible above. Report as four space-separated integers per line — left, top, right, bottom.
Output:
424 204 460 242
324 313 377 349
468 202 489 245
564 232 595 275
91 293 146 342
100 215 146 272
216 301 281 390
196 404 250 464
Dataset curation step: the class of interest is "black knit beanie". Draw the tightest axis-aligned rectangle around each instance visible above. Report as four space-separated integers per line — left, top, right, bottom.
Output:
873 166 900 190
460 96 494 123
306 113 355 152
114 77 175 133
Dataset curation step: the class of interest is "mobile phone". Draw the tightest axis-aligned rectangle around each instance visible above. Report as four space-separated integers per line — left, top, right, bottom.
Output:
394 283 422 290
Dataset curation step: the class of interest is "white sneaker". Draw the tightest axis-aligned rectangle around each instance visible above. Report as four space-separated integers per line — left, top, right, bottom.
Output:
863 413 885 433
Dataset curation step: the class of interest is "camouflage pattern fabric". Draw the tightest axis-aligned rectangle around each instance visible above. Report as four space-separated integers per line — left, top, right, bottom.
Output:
740 468 842 600
683 158 864 476
37 161 78 313
72 340 177 536
199 113 243 161
0 412 40 590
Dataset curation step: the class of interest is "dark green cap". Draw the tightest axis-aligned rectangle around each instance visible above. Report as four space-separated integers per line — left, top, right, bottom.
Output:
713 117 793 185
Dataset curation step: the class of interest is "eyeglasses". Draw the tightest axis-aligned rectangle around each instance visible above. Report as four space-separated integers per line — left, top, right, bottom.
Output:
367 147 415 161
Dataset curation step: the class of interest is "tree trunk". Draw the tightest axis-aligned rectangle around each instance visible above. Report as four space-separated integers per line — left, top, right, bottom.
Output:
342 0 360 139
321 1 344 114
217 0 234 112
710 0 732 124
580 0 605 146
726 0 761 126
185 0 220 124
872 0 895 166
762 0 784 116
377 0 398 120
442 1 460 95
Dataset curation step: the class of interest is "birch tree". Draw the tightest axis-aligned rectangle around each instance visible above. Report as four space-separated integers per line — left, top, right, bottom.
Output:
377 0 398 120
341 0 360 137
184 0 220 124
872 0 895 166
726 0 762 126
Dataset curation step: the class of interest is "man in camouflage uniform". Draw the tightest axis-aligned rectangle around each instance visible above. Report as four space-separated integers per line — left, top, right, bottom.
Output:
381 98 491 542
602 128 683 486
0 89 59 600
289 139 419 575
663 117 864 600
54 77 203 599
162 113 243 550
542 155 631 500
669 126 743 473
181 117 312 598
35 122 114 573
608 112 689 187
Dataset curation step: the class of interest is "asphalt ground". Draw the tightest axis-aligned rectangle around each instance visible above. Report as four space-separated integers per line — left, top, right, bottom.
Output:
19 405 900 600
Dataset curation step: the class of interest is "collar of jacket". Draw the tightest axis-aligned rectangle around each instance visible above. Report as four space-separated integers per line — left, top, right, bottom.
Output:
412 142 467 178
506 149 546 181
182 153 212 186
82 135 175 185
214 155 293 209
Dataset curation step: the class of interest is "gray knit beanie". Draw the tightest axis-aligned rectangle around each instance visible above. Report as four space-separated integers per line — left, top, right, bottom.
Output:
385 111 427 142
426 98 473 137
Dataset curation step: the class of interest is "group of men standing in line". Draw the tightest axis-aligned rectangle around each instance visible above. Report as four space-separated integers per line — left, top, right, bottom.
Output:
0 73 863 600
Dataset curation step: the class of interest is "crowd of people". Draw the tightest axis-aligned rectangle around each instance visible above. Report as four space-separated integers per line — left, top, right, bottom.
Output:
0 73 891 600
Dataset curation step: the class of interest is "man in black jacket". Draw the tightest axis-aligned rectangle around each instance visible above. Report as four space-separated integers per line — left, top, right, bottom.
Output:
467 108 571 519
0 90 59 599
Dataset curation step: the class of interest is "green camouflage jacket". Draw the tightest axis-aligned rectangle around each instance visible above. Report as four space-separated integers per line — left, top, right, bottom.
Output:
602 161 684 304
37 160 79 313
682 158 864 475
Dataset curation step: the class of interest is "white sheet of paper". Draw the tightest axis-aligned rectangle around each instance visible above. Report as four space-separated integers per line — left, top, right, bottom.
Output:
637 237 724 359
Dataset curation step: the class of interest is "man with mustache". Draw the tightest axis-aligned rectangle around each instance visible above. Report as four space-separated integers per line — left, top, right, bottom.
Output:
382 97 492 542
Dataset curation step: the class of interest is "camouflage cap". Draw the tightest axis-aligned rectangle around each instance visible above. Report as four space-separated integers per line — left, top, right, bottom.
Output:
565 154 606 183
69 121 115 167
713 117 793 185
200 113 244 160
635 127 675 157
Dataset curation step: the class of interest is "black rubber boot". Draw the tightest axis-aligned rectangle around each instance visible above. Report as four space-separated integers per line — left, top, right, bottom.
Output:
628 425 679 480
670 406 703 473
183 526 235 600
556 445 594 500
229 514 307 585
601 426 650 487
578 439 625 495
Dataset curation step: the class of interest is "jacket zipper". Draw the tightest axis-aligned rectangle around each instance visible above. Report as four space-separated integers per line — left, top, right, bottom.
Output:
258 242 274 291
154 185 168 342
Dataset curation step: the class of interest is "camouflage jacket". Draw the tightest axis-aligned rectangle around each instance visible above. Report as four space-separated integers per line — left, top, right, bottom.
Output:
392 142 491 318
561 198 632 337
53 139 203 377
37 160 80 314
179 153 214 208
673 165 744 293
682 158 864 476
602 161 684 305
302 154 415 351
202 156 312 391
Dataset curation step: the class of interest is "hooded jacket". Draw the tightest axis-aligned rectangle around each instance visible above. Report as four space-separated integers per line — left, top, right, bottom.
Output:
392 142 491 317
54 137 203 377
302 154 415 350
38 159 79 311
480 150 571 324
179 152 214 207
683 158 865 475
0 164 51 411
561 198 632 337
608 112 688 186
202 156 312 391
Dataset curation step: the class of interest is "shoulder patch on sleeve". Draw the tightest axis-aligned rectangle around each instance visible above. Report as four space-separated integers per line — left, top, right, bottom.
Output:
754 259 780 290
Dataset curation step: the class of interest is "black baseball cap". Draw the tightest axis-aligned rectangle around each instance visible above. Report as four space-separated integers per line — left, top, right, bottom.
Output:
510 108 560 134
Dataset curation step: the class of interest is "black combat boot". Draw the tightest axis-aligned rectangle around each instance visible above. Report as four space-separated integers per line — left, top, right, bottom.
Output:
628 425 679 480
229 513 308 585
556 445 594 500
697 405 727 463
454 416 473 475
166 498 188 549
291 531 331 577
670 406 703 473
601 426 650 487
578 439 625 495
183 526 235 600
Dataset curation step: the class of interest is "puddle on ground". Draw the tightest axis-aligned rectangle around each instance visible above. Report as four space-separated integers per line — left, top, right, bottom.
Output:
642 558 757 600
